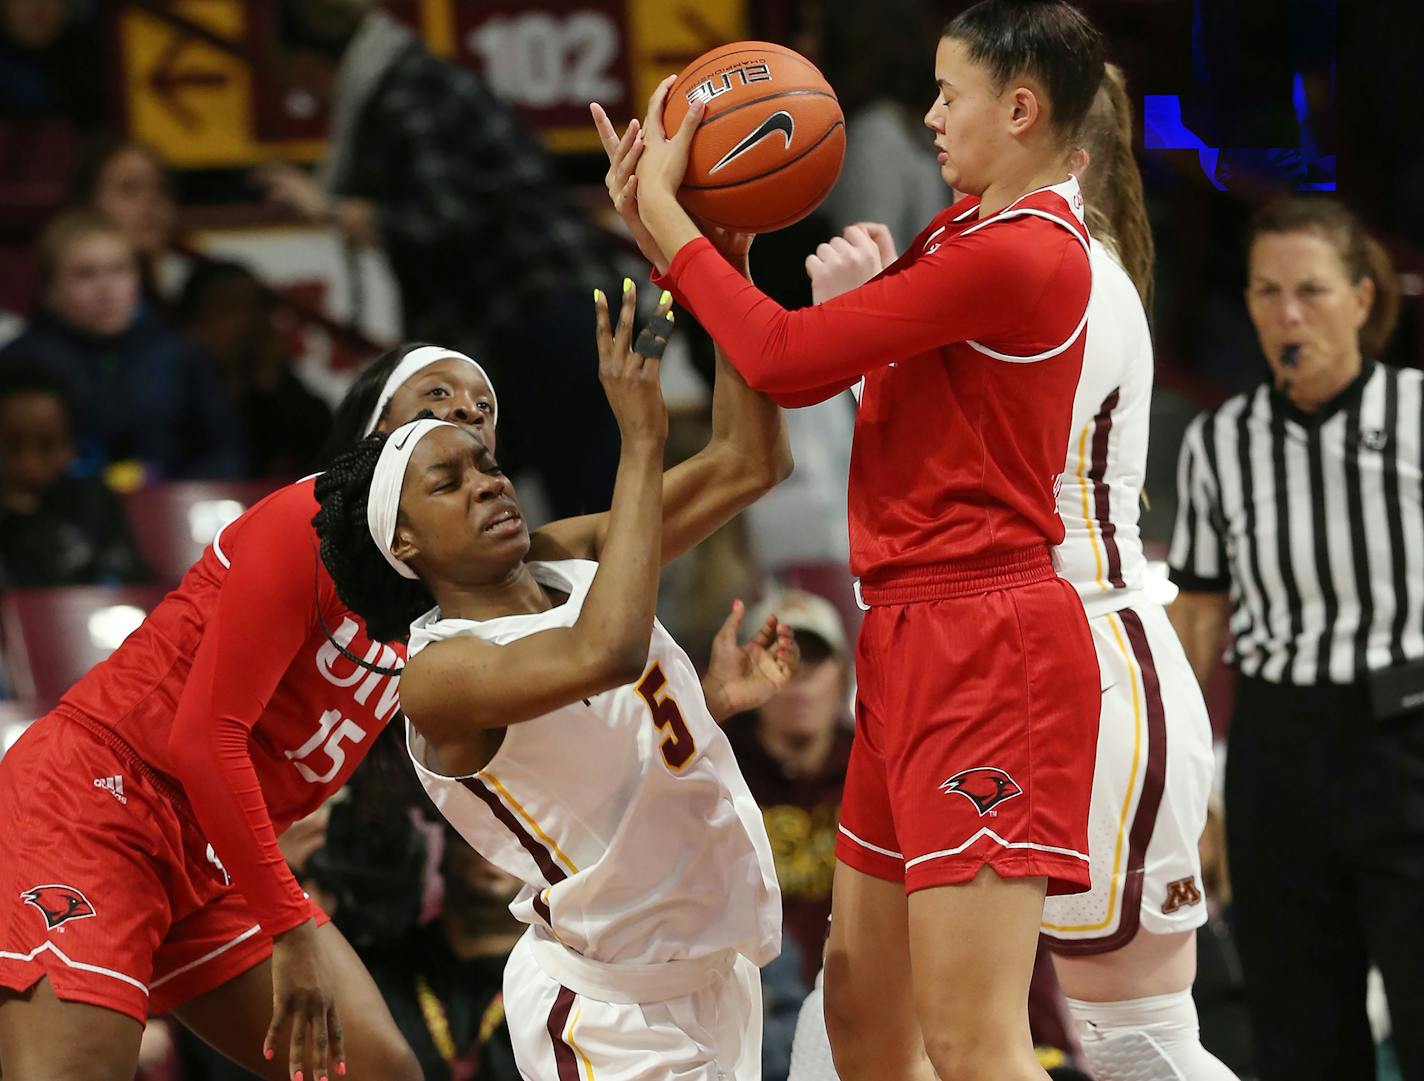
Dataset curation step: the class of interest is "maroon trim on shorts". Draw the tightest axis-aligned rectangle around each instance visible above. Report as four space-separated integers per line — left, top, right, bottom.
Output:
1088 388 1126 589
532 890 553 926
459 777 568 886
546 985 581 1080
1043 606 1167 955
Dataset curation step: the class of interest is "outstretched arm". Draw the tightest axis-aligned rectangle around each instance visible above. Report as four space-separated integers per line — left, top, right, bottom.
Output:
401 284 670 741
531 113 793 565
168 496 324 938
167 490 350 1081
630 79 1072 395
529 333 791 565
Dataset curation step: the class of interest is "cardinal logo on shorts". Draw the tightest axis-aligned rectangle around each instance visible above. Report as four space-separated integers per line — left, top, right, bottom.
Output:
940 767 1023 816
20 884 96 929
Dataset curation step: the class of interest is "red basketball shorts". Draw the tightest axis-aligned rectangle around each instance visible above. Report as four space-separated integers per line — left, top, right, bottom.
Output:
0 711 323 1023
836 547 1101 895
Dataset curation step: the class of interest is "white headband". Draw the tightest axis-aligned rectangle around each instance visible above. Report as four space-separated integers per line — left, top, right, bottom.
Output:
367 418 456 579
362 346 498 437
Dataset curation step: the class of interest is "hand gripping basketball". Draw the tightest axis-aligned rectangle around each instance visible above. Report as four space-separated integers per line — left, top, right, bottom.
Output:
659 41 847 233
634 75 706 215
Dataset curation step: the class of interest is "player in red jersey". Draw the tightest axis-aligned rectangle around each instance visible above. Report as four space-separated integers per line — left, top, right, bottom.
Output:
604 2 1107 1078
0 314 793 1081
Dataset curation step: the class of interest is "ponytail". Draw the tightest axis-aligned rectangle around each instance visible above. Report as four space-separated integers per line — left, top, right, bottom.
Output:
1249 197 1401 357
1076 63 1154 311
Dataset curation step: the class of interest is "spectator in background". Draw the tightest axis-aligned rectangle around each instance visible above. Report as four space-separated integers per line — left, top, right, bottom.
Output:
177 259 332 477
363 826 522 1081
0 0 103 128
727 590 852 980
0 210 247 480
0 364 149 587
295 780 521 1081
260 0 622 519
818 0 946 249
67 137 178 305
723 589 851 1081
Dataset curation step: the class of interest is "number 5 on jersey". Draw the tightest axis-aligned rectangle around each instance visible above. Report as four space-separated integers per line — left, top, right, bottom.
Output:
636 663 696 770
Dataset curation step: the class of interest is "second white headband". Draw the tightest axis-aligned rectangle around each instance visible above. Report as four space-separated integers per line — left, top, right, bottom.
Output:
362 346 498 437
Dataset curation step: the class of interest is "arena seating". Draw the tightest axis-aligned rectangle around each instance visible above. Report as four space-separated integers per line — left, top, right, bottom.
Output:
124 480 281 585
1 584 170 712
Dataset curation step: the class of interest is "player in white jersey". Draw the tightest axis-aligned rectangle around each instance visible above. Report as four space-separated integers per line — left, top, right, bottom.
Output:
315 284 790 1081
786 66 1237 1081
1038 65 1234 1081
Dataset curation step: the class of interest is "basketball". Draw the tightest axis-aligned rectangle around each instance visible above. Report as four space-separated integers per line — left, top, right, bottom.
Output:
662 41 846 233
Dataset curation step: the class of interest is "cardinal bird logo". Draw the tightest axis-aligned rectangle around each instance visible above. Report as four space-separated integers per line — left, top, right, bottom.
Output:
21 884 96 929
939 767 1023 816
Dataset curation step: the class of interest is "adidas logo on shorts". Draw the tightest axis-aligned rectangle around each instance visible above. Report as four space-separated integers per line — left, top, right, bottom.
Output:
93 774 127 805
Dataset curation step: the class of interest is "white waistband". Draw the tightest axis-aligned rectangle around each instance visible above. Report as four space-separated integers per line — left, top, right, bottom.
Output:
525 928 736 1005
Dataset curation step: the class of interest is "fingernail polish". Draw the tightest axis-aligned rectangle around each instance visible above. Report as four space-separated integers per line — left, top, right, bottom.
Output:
264 1049 274 1061
338 1066 347 1078
623 277 633 294
660 290 672 306
593 288 602 303
295 1072 304 1081
321 1075 329 1081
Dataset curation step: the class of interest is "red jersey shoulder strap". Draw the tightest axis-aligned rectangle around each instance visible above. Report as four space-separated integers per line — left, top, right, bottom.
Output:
955 176 1092 364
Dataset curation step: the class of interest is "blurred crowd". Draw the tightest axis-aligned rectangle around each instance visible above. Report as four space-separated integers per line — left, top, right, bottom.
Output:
0 1 1420 1080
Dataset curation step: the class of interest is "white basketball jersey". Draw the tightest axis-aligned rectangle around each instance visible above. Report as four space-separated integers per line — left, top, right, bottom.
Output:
406 559 781 969
1056 241 1151 618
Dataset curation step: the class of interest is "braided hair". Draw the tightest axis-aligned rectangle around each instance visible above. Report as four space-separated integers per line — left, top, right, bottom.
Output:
312 425 436 645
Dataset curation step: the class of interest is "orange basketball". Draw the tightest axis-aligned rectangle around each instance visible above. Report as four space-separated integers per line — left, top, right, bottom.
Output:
663 41 845 233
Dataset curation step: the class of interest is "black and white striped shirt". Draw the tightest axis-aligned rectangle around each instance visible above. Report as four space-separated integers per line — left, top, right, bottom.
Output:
1169 361 1424 685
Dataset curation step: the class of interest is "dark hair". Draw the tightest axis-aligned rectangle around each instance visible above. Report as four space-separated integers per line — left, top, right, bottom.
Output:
277 0 369 59
943 0 1105 138
313 428 435 644
823 0 938 116
304 785 427 949
174 258 265 328
0 364 76 430
1076 63 1154 310
66 136 168 209
1248 197 1401 357
319 341 439 466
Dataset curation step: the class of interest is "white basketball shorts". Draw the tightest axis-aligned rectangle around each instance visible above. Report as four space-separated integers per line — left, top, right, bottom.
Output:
503 930 764 1080
1041 601 1214 950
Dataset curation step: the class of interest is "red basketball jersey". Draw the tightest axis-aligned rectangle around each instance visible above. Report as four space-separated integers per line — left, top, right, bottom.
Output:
55 478 404 932
659 177 1092 580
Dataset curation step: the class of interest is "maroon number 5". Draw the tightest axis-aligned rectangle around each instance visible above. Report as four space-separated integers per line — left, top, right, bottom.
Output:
636 663 696 770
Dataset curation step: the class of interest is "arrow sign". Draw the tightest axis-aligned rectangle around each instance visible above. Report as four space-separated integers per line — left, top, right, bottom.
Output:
148 31 229 129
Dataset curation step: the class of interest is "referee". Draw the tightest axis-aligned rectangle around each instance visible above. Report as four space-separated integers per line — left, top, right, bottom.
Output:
1168 196 1423 1081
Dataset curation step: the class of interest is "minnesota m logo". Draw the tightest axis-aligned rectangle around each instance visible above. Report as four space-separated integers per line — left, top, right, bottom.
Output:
1162 876 1202 914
